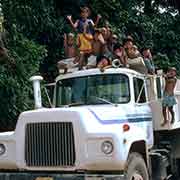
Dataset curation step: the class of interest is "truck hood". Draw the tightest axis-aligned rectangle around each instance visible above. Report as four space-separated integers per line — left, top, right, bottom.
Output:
17 105 152 126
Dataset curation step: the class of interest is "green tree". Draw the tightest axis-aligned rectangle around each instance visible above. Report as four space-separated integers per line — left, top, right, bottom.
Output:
0 31 47 130
90 0 180 71
1 0 180 131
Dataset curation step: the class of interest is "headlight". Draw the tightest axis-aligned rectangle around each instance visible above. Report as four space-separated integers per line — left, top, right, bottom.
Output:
0 144 6 155
101 141 113 155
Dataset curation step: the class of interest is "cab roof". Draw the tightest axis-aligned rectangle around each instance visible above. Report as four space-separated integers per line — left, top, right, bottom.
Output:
56 68 146 82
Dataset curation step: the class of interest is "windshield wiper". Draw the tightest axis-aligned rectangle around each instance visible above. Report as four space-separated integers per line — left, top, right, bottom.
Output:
65 102 86 107
64 97 118 107
90 96 118 107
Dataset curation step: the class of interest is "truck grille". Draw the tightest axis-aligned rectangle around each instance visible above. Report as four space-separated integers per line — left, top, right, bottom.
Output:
25 122 76 167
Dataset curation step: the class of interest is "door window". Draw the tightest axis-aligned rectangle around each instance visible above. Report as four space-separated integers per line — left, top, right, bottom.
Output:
133 78 146 103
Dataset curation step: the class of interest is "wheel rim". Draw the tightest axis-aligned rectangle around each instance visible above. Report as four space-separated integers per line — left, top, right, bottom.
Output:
131 172 144 180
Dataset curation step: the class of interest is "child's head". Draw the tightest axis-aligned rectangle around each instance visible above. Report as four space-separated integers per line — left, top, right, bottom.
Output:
168 67 177 77
111 34 118 44
67 33 75 45
80 7 90 19
113 43 123 56
123 38 133 49
142 48 151 59
101 27 107 38
97 55 110 67
132 45 138 51
132 45 139 55
127 35 134 41
105 20 110 28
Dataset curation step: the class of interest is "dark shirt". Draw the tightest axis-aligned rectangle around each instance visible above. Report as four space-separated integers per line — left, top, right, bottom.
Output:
77 18 94 34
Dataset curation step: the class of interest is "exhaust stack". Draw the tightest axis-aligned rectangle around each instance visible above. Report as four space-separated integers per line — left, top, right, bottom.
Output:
29 76 43 109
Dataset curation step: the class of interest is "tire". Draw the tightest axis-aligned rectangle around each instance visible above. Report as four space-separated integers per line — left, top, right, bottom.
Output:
126 152 149 180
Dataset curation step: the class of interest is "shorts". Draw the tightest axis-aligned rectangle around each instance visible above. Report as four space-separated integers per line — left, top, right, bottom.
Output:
162 92 177 107
77 33 93 53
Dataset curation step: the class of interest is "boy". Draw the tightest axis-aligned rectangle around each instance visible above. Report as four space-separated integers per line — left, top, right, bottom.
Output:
123 37 141 60
123 38 133 56
57 33 78 73
108 34 118 53
86 29 105 69
162 67 177 126
113 43 128 67
67 7 101 69
142 47 155 74
64 33 76 58
97 55 111 72
132 45 141 57
67 7 101 35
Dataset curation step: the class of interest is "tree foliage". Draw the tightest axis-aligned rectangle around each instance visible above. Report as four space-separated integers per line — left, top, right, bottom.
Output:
89 0 180 71
0 31 46 130
0 0 180 130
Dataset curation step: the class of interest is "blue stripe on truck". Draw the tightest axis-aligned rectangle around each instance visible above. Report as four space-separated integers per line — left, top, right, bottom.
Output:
88 109 152 124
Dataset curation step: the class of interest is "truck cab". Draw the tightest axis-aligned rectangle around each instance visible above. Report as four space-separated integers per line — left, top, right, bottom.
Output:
0 67 180 180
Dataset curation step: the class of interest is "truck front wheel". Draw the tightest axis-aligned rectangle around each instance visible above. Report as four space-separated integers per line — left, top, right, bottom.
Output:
126 152 149 180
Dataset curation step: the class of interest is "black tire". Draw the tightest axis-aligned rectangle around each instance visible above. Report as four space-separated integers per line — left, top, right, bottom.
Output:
126 152 149 180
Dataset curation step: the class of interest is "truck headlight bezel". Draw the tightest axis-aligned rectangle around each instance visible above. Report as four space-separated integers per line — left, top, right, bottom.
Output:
101 140 113 155
0 144 6 156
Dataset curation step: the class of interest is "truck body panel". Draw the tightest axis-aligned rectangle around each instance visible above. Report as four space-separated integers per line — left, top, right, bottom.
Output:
1 67 180 179
0 103 152 171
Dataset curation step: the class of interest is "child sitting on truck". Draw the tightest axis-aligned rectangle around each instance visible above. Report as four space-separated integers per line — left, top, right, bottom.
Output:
97 55 111 72
142 47 155 74
113 43 128 67
162 67 177 126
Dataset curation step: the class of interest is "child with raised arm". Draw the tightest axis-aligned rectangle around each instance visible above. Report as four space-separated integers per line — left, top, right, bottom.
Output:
162 67 177 126
67 7 101 69
86 29 106 69
97 55 111 72
67 7 101 34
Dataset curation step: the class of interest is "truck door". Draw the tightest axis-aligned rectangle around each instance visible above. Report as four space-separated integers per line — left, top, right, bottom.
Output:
147 76 165 131
133 77 153 147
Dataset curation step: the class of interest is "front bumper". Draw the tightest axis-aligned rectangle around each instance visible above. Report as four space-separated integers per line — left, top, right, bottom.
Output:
0 172 125 180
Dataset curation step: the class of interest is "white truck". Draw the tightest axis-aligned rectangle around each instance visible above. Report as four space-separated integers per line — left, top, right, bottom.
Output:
1 67 180 180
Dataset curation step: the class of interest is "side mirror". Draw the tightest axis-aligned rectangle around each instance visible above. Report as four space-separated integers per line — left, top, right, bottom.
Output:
29 76 43 109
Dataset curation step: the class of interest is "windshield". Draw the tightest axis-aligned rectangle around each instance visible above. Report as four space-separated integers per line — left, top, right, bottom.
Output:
56 74 130 106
